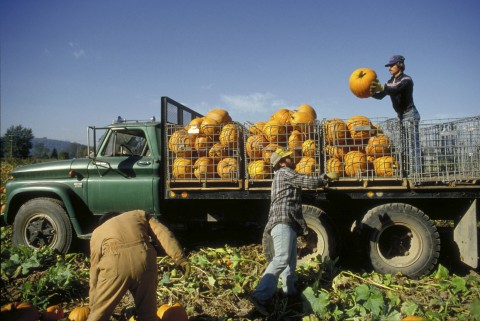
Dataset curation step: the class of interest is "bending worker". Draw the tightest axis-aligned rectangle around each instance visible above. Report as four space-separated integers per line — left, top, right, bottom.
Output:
87 209 190 321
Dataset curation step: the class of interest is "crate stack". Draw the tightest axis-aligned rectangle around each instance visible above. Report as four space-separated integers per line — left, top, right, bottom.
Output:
323 116 401 180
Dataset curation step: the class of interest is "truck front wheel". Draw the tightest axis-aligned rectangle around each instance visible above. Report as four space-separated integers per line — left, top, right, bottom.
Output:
13 198 73 254
358 203 440 278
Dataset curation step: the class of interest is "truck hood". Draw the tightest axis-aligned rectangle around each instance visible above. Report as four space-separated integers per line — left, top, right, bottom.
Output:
10 158 92 180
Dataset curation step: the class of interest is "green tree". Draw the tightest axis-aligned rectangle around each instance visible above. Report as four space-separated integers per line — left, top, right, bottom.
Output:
2 125 34 158
50 148 58 159
31 142 51 159
58 150 69 160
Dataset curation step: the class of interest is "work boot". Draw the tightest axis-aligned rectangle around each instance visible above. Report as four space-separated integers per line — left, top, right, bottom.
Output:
249 294 270 316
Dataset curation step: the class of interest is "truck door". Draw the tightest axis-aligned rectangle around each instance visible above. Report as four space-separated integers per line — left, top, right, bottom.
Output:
87 128 156 213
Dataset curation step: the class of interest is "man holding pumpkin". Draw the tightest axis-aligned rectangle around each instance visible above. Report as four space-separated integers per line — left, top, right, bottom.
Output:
370 55 422 175
249 148 338 316
87 210 190 321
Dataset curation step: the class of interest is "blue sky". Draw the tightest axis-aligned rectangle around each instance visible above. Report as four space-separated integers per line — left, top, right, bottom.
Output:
1 1 479 144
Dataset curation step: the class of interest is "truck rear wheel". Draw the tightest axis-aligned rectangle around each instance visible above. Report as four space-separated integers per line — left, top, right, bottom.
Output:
13 198 73 254
358 203 440 278
262 205 336 264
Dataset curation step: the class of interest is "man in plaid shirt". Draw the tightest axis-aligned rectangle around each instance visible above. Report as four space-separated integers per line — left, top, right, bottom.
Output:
250 148 338 316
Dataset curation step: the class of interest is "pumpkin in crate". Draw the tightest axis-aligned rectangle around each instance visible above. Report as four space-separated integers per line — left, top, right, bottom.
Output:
249 121 266 135
68 306 90 321
288 130 304 150
270 108 293 125
325 144 346 159
194 157 216 179
263 120 287 143
344 151 367 177
295 104 317 120
365 134 391 156
290 111 316 135
200 117 221 136
346 115 373 142
324 118 348 145
219 123 239 148
248 160 271 179
43 305 65 321
349 67 378 98
302 139 316 157
217 157 238 179
262 143 280 164
1 302 41 321
208 143 228 162
295 157 316 175
157 302 188 321
194 134 213 157
246 135 267 159
185 117 204 131
172 158 193 179
374 156 399 176
168 129 195 157
205 109 232 124
326 157 344 177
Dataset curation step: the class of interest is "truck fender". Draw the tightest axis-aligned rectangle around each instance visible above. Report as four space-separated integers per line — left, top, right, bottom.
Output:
4 183 83 236
453 199 478 269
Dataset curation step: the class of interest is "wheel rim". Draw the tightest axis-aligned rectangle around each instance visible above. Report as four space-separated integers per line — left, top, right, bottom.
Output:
375 222 422 268
297 224 326 263
23 214 58 248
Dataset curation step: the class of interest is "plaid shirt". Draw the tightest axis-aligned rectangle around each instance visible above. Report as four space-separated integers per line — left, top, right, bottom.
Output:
265 167 327 236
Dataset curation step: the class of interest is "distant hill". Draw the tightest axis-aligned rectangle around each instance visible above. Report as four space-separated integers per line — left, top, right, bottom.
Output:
31 137 87 158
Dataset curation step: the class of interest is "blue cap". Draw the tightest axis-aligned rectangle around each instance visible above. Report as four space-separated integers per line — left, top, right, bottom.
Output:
385 55 405 67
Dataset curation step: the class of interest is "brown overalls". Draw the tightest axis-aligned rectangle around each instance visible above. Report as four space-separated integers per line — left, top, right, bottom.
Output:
87 210 185 321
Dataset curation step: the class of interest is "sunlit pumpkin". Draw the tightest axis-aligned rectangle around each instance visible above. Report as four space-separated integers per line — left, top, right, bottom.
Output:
1 302 41 321
344 151 367 177
185 117 204 131
246 135 268 159
208 142 229 161
205 109 232 124
249 121 266 135
157 302 188 321
262 143 280 164
219 123 239 148
295 104 317 120
270 108 293 125
365 134 391 156
168 129 195 157
295 157 316 175
200 117 221 135
217 157 238 179
263 120 287 142
248 160 271 179
346 115 373 141
288 130 304 150
68 306 90 321
172 158 193 179
290 111 316 134
194 134 213 157
43 305 64 321
325 144 346 159
194 157 216 179
349 67 377 98
302 139 316 157
374 156 399 177
324 118 348 144
326 157 344 177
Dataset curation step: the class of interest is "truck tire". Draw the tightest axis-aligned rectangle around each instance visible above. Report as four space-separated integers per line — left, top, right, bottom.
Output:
262 204 336 264
13 198 73 254
358 203 440 278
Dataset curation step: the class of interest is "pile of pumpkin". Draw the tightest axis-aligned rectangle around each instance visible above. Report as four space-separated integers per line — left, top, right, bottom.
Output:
324 116 399 177
168 109 241 180
0 301 187 321
245 104 320 179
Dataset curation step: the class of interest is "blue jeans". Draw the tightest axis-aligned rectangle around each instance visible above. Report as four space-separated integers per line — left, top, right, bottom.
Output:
401 107 421 176
252 224 297 304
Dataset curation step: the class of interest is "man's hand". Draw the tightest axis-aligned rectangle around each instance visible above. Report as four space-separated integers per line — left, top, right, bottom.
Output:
370 79 384 94
179 260 191 280
324 172 339 181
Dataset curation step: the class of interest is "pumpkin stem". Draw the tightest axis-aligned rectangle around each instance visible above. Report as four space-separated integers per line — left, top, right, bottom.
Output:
358 70 366 78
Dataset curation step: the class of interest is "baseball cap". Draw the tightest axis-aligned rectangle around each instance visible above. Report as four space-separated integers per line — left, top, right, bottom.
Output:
385 55 405 67
270 148 293 167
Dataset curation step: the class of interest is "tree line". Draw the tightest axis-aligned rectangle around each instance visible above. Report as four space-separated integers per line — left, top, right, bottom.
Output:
0 125 87 159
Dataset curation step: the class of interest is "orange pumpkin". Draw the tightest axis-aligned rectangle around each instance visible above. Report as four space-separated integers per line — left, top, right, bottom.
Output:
185 117 204 131
157 302 188 321
302 139 316 157
324 118 348 144
349 67 377 98
248 160 271 179
290 111 315 134
365 134 391 156
288 130 304 149
205 109 232 124
346 115 373 141
68 306 90 321
168 129 195 157
246 135 267 159
43 305 64 321
295 157 316 175
219 123 239 148
172 158 193 179
1 302 41 321
194 157 215 179
326 157 344 177
401 317 427 321
325 144 346 159
249 121 266 135
262 143 280 164
200 117 221 135
263 120 287 142
194 134 213 157
295 104 317 120
217 157 238 179
374 156 399 177
270 108 293 125
208 142 229 161
344 151 367 177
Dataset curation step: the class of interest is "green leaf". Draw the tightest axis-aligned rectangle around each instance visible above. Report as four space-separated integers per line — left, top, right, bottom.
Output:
434 264 449 279
401 301 418 316
207 275 216 287
470 299 480 321
301 287 330 316
451 275 467 294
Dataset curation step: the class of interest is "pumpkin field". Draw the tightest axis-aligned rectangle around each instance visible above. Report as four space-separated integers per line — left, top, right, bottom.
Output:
1 159 480 321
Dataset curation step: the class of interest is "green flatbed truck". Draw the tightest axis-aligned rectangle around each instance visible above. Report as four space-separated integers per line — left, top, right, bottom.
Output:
2 97 479 277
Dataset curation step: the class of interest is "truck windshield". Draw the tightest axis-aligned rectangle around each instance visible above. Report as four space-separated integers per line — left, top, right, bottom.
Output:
101 130 147 157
